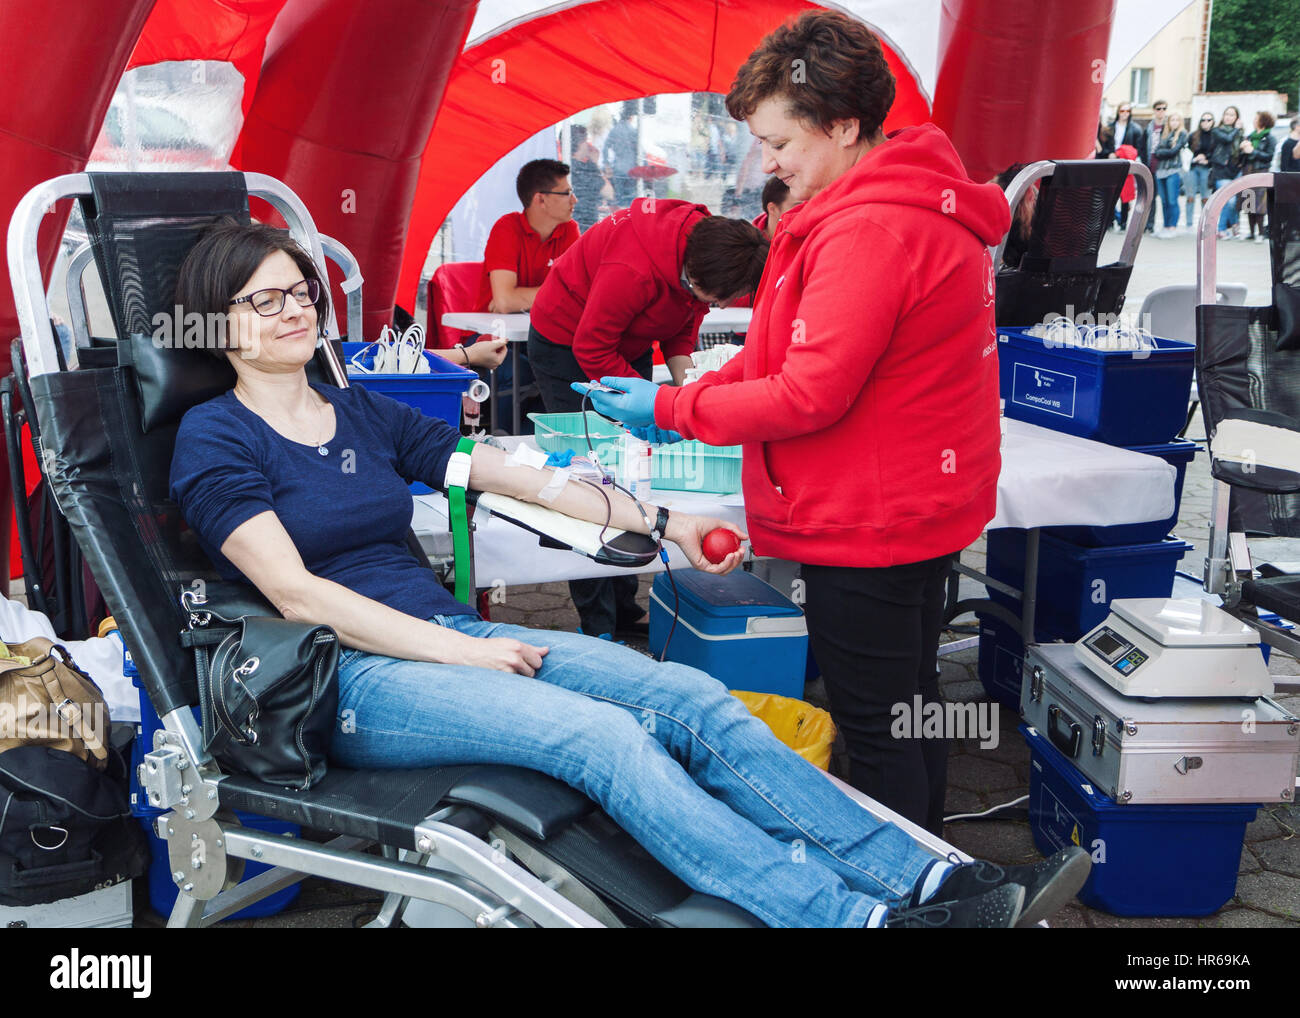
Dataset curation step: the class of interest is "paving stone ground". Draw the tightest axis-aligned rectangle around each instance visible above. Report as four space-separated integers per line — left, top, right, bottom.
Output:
137 226 1300 927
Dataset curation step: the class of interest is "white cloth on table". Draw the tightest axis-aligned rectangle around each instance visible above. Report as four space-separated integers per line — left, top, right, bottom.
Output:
991 418 1177 530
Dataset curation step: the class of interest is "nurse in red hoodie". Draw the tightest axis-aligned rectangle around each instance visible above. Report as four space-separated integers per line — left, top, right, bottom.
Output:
529 200 767 640
586 10 1011 835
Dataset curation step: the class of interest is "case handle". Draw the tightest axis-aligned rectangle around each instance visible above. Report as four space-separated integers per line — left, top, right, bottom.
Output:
1047 704 1082 759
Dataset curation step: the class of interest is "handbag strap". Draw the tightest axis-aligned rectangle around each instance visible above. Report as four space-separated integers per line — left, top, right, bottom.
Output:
35 650 108 764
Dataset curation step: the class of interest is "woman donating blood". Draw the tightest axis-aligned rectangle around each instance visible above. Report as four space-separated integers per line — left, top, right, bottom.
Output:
585 10 1010 835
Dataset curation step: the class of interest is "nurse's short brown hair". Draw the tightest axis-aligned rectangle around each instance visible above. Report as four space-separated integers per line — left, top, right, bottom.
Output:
725 10 895 144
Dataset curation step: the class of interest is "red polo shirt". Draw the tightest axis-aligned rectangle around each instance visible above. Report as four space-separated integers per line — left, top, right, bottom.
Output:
475 212 579 311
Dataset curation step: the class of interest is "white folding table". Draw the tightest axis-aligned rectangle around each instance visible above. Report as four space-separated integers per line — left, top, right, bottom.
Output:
440 312 531 435
411 418 1177 639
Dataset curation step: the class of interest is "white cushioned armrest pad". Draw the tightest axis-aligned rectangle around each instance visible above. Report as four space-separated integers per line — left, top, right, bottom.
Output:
1211 418 1300 473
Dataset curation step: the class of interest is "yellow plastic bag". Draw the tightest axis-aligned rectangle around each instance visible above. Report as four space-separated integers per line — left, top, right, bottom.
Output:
731 690 837 771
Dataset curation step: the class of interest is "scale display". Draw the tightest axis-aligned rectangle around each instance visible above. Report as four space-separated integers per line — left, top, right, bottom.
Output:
1083 626 1148 676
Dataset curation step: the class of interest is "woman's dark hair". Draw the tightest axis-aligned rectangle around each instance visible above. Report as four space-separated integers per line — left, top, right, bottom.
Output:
174 217 330 358
725 10 895 143
1256 110 1276 131
683 216 769 301
1220 106 1241 127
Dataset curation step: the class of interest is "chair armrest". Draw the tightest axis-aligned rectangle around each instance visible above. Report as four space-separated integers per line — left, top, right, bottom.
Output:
1210 409 1300 492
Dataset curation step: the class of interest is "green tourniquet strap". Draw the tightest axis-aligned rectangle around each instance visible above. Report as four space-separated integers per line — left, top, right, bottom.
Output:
450 436 476 605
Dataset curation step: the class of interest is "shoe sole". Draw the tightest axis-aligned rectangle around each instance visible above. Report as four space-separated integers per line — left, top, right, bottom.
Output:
1016 851 1092 927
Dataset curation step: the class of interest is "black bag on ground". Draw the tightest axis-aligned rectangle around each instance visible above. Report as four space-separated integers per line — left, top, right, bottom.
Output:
181 582 339 791
0 744 148 906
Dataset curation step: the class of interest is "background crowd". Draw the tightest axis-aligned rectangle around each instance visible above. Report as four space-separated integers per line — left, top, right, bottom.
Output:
1098 101 1300 241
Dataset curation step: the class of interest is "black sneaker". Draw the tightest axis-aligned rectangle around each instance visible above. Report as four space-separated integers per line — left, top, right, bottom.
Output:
914 847 1091 927
885 883 1024 928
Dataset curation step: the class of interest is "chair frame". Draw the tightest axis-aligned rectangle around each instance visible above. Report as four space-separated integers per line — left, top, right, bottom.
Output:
10 171 963 928
1196 172 1300 685
994 158 1154 271
9 172 605 928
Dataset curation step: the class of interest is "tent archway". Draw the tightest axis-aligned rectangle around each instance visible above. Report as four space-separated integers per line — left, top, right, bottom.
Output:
396 0 934 306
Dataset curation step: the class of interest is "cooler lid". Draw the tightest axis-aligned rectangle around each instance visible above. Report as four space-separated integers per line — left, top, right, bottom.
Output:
663 568 803 619
1109 598 1260 647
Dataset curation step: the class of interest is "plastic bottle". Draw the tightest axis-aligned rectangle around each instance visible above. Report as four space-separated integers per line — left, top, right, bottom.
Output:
622 433 652 500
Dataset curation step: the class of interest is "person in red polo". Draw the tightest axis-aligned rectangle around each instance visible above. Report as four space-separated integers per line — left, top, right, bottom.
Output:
528 197 767 640
468 159 580 426
477 158 580 312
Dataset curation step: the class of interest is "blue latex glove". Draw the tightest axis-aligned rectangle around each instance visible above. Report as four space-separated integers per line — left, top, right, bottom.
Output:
569 376 659 428
630 424 683 445
544 449 576 468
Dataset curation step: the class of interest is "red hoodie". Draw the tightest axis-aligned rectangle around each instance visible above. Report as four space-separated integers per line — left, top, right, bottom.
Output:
655 124 1011 568
530 199 707 379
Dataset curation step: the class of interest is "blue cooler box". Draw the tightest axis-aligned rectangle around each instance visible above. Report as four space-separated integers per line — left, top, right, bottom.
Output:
1024 724 1256 916
649 568 808 698
998 327 1194 445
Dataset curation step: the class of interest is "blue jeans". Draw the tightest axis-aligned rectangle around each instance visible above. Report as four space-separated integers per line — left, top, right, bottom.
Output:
1188 164 1211 200
1215 177 1240 231
330 615 940 927
1156 174 1181 229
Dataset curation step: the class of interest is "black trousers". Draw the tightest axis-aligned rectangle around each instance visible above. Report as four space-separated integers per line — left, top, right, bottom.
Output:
527 326 652 636
802 554 954 836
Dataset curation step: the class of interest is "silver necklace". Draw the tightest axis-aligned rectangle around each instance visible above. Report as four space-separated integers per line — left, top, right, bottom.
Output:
239 387 330 456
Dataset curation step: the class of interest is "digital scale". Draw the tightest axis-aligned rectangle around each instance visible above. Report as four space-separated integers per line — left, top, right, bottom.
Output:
1075 597 1274 698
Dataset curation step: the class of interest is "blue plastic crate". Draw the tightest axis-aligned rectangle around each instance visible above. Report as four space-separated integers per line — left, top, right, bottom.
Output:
1047 439 1197 547
998 327 1194 445
649 568 808 698
342 341 475 428
1024 724 1256 916
343 341 475 493
975 613 1025 711
986 531 1192 642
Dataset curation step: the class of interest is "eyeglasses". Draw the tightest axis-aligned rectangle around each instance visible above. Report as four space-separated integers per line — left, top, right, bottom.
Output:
1154 105 1167 112
1119 108 1132 113
230 278 320 318
1201 117 1214 122
680 267 737 309
541 189 575 198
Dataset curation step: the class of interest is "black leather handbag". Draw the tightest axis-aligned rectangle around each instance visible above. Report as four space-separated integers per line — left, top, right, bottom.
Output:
180 583 339 791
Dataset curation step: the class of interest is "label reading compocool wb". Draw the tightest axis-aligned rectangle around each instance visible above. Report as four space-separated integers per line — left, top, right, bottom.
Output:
1011 363 1076 418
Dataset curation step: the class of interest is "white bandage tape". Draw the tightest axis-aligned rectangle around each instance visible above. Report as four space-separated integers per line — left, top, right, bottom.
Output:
444 450 472 490
505 444 550 470
537 467 570 503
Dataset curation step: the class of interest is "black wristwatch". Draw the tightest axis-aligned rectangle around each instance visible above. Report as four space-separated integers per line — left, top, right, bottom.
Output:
653 506 670 541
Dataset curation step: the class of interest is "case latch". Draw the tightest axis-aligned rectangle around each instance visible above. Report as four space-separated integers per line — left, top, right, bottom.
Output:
1091 715 1107 756
1029 665 1044 703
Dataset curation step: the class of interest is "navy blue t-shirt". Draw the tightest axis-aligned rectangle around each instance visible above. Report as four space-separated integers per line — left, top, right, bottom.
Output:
170 383 475 621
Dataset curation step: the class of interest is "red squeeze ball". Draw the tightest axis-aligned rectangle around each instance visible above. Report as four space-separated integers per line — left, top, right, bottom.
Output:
702 528 742 564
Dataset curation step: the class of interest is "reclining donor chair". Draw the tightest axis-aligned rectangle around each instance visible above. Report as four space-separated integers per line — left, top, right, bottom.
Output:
8 171 961 928
1196 169 1300 690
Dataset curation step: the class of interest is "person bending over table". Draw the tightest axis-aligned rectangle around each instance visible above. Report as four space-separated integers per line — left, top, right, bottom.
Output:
528 200 767 639
584 10 1011 837
166 219 1087 928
